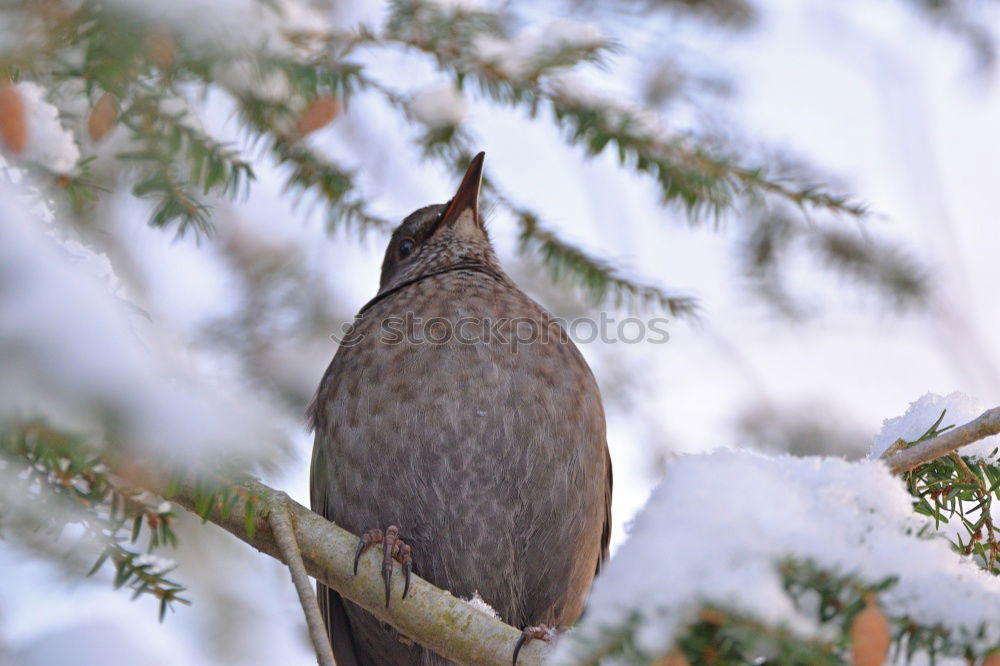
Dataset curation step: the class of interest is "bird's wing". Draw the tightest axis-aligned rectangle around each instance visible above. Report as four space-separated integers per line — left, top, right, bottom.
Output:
597 445 613 573
310 419 362 666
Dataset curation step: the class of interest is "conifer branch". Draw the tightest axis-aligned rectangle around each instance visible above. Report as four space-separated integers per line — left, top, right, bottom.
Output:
948 453 998 572
366 4 868 222
485 185 699 316
0 423 190 620
888 407 1000 575
224 88 394 236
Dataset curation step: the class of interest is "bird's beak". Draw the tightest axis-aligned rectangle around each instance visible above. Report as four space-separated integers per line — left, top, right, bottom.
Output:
437 152 485 231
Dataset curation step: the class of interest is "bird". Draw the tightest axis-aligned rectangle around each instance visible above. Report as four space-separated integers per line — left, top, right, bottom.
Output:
308 152 611 665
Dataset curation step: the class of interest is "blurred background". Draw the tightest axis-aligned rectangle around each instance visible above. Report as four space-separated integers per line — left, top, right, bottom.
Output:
1 0 999 663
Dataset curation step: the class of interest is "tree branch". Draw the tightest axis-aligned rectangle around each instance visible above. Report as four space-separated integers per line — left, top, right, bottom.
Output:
883 407 1000 475
160 477 548 666
268 494 336 666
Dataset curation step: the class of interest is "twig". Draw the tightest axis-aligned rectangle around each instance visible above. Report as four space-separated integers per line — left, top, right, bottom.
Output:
268 493 336 666
884 407 1000 475
979 460 999 572
948 454 999 571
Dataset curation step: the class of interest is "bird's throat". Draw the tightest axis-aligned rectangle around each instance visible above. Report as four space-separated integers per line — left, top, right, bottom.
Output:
357 262 506 318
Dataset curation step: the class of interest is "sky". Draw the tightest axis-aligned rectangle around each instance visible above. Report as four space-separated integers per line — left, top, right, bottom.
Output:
2 0 999 663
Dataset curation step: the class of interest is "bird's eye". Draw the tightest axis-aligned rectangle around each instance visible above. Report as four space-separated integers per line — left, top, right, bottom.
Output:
398 237 416 258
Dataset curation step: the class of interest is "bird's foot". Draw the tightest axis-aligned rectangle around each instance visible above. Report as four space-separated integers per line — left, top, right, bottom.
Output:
352 525 413 608
513 624 557 665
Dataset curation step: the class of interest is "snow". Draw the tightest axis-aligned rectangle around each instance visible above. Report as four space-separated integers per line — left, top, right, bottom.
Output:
546 71 671 144
426 0 489 11
463 591 499 619
0 186 289 465
541 20 604 51
410 83 469 128
553 450 1000 663
158 94 205 131
52 236 125 297
13 82 79 173
133 553 177 576
211 59 292 102
104 0 330 53
870 391 1000 460
544 71 607 107
473 19 605 79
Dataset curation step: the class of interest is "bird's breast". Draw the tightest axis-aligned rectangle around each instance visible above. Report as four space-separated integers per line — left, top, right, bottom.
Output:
311 271 607 618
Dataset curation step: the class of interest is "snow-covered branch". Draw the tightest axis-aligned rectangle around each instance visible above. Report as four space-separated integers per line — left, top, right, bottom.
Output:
553 450 1000 664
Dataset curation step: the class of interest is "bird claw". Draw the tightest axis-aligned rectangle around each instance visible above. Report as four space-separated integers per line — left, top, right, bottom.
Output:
513 624 555 665
352 525 413 608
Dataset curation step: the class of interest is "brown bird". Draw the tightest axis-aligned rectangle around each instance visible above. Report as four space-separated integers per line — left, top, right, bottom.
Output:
308 152 611 665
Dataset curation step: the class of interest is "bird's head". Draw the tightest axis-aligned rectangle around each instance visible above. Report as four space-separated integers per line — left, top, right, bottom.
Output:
378 152 500 294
